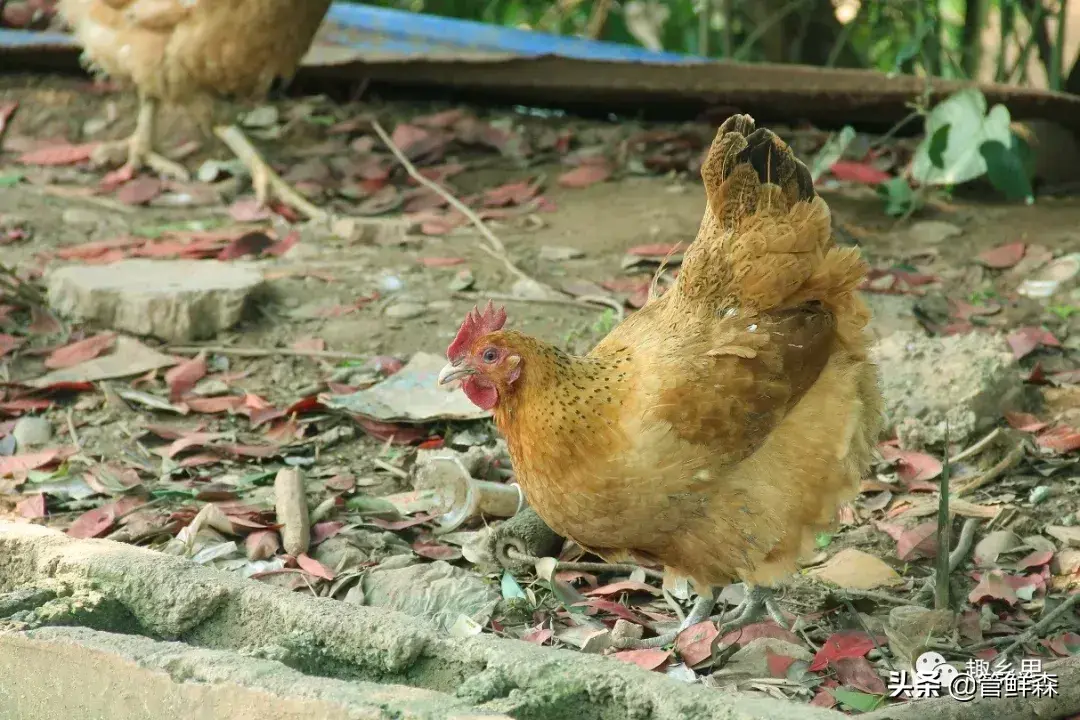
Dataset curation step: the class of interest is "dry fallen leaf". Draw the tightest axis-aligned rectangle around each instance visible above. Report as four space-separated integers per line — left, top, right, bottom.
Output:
810 548 902 590
44 333 116 369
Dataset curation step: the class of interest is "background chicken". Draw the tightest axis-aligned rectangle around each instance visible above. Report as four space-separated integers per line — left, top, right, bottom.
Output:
439 115 884 648
58 0 331 216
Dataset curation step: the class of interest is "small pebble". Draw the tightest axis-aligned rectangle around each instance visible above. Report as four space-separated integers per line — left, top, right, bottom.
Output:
12 416 53 449
383 302 426 320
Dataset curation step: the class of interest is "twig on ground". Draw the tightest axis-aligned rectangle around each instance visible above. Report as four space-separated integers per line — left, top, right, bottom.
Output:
371 458 409 480
167 345 368 362
935 425 952 610
451 291 625 320
503 546 664 581
953 442 1026 497
916 518 979 604
836 589 912 605
23 184 137 214
966 596 1080 652
65 407 82 452
275 468 310 557
370 119 557 296
948 427 1001 465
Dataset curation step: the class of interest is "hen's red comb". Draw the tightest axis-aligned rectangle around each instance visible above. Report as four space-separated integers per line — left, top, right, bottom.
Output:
447 300 507 362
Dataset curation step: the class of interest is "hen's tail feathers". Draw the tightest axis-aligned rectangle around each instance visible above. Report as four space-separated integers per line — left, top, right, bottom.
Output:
677 114 868 318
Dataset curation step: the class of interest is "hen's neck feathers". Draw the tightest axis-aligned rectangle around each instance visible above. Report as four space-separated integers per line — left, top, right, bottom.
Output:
492 331 629 466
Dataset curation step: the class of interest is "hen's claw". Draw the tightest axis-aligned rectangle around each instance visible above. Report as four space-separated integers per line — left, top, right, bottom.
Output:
715 585 787 636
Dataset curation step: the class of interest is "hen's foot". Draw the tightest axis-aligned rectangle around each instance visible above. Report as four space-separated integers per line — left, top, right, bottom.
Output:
92 138 191 182
214 125 328 223
714 585 788 636
613 593 715 650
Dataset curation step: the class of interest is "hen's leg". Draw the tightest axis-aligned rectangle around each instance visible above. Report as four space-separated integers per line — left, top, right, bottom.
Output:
95 96 190 180
714 585 788 636
213 125 328 222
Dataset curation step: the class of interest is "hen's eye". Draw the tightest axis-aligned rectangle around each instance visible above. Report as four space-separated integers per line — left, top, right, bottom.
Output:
482 348 498 363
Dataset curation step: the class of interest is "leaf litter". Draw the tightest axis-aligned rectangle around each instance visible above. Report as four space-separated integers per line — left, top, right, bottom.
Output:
2 87 1080 715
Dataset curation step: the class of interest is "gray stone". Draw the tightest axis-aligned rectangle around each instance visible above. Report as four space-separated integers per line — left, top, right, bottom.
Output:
383 302 427 320
12 416 53 449
46 259 263 343
870 330 1029 448
0 522 840 720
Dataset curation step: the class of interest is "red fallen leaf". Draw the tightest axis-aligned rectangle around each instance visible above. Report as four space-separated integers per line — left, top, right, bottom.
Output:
227 515 270 531
0 398 52 416
16 493 46 519
284 396 325 416
27 306 61 335
43 332 116 369
162 432 224 458
1007 327 1061 360
626 243 686 257
766 651 797 678
1044 631 1080 656
218 231 273 260
291 336 326 353
0 448 61 477
809 630 876 672
810 689 837 708
66 496 144 539
215 443 280 459
178 454 219 468
115 176 163 206
879 446 942 483
245 529 280 560
370 356 404 376
1016 550 1054 570
311 521 343 546
417 437 444 450
829 161 890 184
0 334 23 358
324 474 355 492
248 405 285 428
228 197 272 222
418 256 467 268
969 569 1019 605
977 242 1026 269
165 353 207 402
558 163 611 189
17 142 98 166
412 539 463 560
720 620 802 647
264 417 301 444
367 513 435 531
264 230 299 257
675 621 718 666
895 521 938 561
1005 411 1049 433
1036 425 1080 453
482 180 539 207
296 553 335 580
833 656 887 694
522 625 553 645
586 580 661 597
613 648 670 671
351 416 429 445
183 396 243 414
390 123 436 158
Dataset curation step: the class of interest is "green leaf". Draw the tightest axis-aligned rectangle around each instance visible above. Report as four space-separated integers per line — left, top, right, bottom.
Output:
979 140 1035 204
0 173 24 188
831 688 885 713
911 88 1013 187
927 125 950 169
815 531 833 549
344 495 401 517
809 125 856 182
501 570 527 600
877 177 923 217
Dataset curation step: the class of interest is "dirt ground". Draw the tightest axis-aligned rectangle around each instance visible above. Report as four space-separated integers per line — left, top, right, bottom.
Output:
2 73 1080 713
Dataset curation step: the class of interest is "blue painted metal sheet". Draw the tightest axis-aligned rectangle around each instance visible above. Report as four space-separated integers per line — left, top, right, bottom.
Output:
0 2 701 65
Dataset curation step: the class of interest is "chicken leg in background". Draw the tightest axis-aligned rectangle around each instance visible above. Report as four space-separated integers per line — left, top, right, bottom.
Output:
438 115 884 650
58 0 332 219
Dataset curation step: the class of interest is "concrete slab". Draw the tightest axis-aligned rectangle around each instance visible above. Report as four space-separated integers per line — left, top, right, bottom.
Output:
0 523 844 720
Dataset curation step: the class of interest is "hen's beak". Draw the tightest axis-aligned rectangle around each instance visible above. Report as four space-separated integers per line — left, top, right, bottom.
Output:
437 362 473 387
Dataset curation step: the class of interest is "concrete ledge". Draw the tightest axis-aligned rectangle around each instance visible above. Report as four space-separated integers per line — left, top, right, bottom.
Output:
0 523 843 720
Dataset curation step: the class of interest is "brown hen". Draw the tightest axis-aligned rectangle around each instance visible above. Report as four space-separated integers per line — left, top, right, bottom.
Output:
58 0 331 216
439 115 884 647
